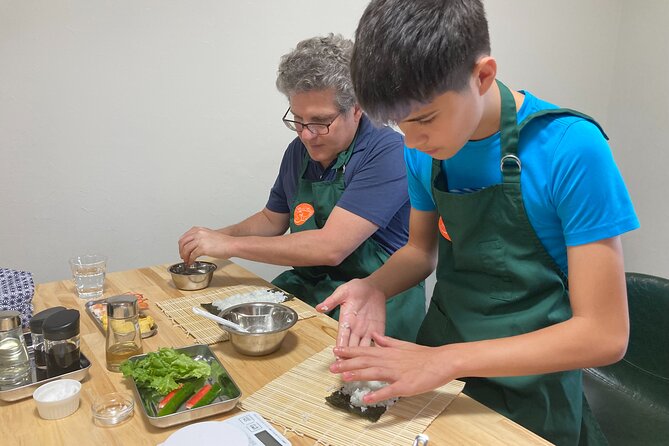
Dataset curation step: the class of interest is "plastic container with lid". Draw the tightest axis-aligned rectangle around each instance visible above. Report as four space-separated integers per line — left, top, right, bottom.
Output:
29 307 66 370
0 310 31 386
43 309 80 378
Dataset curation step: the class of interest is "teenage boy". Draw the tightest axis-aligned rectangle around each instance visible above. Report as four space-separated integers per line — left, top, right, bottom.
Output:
318 1 639 445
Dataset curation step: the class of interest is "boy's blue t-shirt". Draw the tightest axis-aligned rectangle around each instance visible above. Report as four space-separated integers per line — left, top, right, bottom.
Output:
405 90 639 273
267 114 410 255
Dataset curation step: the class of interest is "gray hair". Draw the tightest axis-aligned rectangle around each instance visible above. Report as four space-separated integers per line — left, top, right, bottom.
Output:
276 34 356 112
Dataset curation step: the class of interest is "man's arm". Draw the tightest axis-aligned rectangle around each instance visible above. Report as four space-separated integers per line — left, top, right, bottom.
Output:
227 205 380 266
217 208 290 237
179 205 380 267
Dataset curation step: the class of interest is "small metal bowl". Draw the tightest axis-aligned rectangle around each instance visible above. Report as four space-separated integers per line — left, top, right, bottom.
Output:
169 261 217 291
218 302 298 356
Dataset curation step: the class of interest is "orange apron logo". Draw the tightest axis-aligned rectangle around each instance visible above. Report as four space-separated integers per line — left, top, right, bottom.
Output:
294 203 315 226
438 217 451 241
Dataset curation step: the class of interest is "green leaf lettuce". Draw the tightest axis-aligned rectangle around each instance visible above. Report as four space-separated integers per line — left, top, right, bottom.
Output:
120 347 211 394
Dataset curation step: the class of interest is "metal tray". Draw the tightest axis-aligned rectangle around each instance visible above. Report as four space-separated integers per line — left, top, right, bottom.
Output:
126 344 242 428
0 333 91 402
85 295 158 338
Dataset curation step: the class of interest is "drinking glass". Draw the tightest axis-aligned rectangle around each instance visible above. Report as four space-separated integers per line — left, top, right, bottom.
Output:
69 254 107 299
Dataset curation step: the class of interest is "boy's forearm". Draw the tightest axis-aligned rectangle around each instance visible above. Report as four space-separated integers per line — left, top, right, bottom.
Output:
367 242 437 299
445 314 627 380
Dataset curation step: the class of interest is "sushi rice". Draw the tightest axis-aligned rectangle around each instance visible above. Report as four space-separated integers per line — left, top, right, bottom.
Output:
341 380 398 411
212 289 288 313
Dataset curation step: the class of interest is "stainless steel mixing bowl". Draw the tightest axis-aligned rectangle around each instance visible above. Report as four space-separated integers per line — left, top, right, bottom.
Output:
218 302 298 356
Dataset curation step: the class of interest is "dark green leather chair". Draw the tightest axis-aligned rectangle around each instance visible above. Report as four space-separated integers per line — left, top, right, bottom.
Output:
583 272 669 445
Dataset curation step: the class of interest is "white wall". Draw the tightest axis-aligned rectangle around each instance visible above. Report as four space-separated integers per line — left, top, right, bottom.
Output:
0 1 367 283
607 0 669 278
2 0 666 287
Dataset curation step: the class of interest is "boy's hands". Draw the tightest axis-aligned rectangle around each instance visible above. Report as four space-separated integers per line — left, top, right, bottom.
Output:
317 278 386 347
330 333 453 404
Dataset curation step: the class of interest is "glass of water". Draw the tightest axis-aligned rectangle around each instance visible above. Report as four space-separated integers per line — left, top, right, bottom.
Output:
69 254 107 299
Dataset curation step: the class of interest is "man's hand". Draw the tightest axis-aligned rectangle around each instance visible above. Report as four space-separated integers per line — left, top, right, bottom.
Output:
178 226 233 265
317 279 386 347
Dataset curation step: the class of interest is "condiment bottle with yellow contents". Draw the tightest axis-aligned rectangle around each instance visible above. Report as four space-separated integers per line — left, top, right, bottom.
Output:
105 295 142 372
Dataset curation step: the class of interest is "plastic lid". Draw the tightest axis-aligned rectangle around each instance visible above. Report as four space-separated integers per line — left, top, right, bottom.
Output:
29 307 66 334
43 309 80 340
0 310 22 332
106 295 139 319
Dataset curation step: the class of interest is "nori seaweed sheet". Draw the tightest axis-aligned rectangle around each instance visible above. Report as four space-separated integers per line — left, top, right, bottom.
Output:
200 302 220 315
325 389 387 422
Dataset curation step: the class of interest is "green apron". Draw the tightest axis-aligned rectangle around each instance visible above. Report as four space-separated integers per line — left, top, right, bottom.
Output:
416 81 608 445
272 137 426 342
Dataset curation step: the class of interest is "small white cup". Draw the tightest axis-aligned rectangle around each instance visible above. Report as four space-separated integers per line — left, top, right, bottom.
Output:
33 379 82 420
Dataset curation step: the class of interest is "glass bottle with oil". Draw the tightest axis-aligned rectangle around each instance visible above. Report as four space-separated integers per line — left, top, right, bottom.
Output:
105 295 142 372
0 310 31 386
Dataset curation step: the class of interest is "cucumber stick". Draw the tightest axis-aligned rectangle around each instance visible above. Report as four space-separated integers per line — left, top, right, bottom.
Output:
191 383 222 409
157 380 202 416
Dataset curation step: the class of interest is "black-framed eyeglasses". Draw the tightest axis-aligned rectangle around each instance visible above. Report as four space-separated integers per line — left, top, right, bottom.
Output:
282 107 341 135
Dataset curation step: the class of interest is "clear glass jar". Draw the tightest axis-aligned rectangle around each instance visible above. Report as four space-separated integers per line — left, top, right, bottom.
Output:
29 307 66 371
43 309 81 378
105 295 142 372
0 310 31 386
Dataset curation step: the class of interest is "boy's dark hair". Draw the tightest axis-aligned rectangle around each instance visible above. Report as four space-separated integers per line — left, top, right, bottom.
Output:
351 0 490 123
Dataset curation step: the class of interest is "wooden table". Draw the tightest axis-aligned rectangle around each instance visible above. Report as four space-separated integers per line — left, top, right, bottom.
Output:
1 260 552 445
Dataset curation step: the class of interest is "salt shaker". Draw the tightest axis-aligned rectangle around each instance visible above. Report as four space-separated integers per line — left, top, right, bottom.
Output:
0 310 31 386
105 295 142 372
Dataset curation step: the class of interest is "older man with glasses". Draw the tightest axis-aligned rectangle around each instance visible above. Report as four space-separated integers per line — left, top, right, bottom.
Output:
178 34 425 342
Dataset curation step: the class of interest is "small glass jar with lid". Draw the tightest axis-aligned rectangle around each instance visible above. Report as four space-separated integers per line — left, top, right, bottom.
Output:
29 307 66 372
43 309 81 378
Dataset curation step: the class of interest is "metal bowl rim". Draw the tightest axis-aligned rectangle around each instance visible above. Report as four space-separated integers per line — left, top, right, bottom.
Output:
168 261 218 276
218 302 298 335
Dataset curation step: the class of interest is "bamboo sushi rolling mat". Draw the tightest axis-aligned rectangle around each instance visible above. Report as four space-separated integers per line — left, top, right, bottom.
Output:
155 285 317 344
241 347 466 446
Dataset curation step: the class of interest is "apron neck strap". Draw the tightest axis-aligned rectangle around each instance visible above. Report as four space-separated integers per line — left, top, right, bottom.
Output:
332 131 358 170
497 80 522 184
299 128 359 177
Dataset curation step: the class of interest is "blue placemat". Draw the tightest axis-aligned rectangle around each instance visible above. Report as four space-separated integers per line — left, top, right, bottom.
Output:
0 268 35 327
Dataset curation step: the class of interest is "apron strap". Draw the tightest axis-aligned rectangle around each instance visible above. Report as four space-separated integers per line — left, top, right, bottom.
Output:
497 80 522 184
519 108 609 140
299 132 359 180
